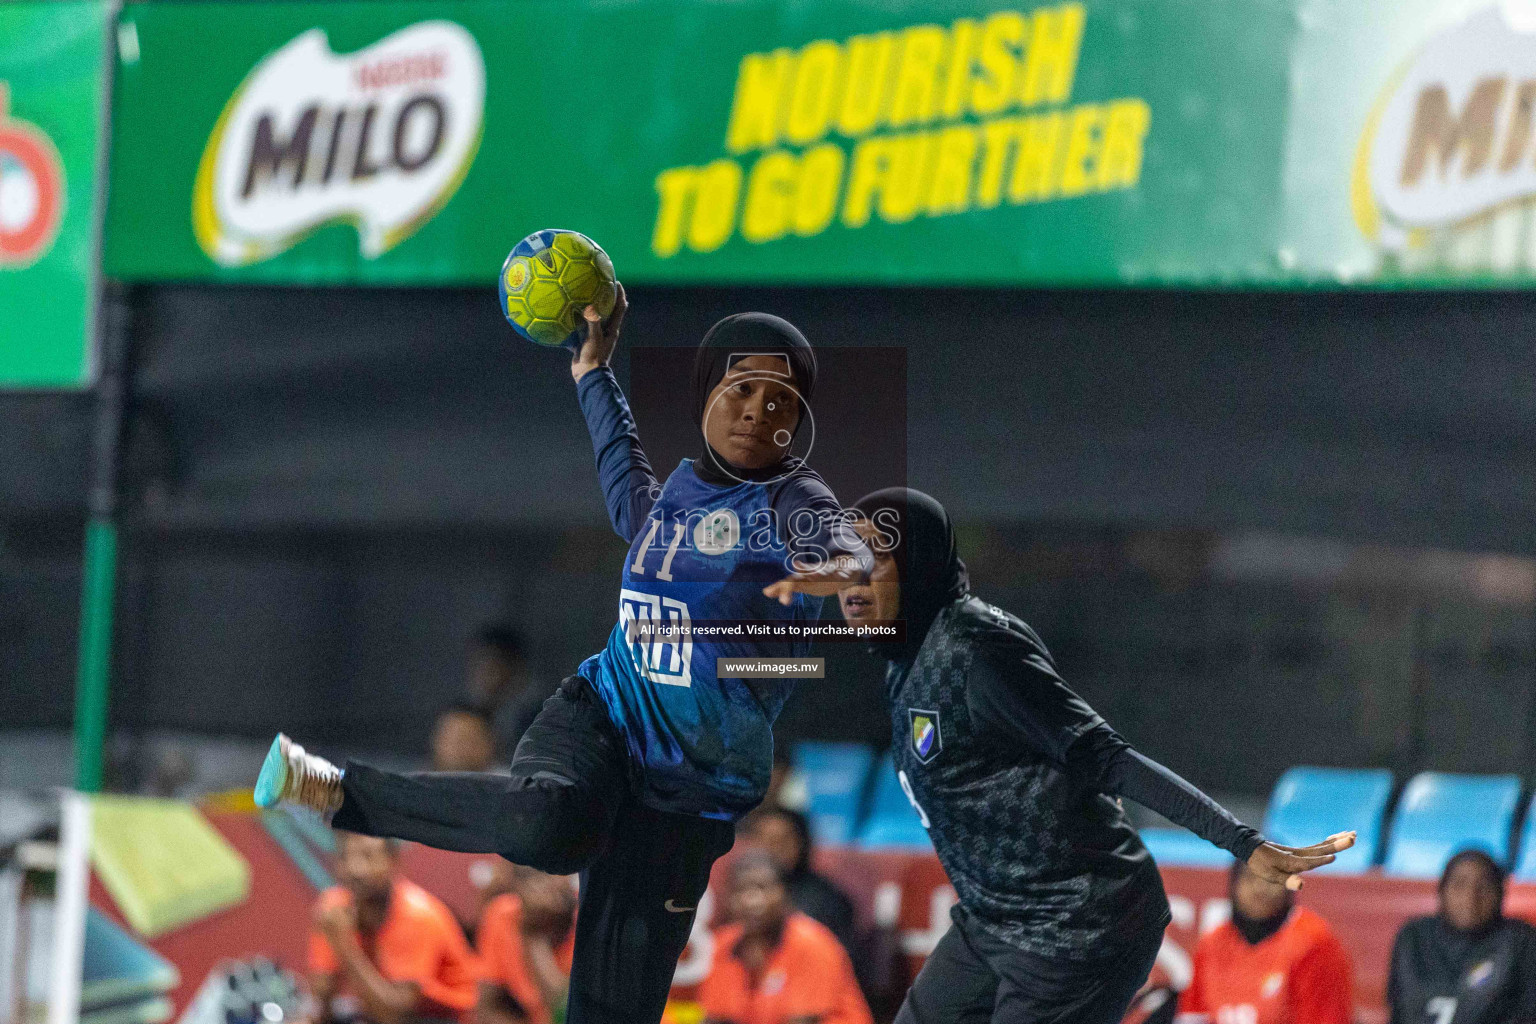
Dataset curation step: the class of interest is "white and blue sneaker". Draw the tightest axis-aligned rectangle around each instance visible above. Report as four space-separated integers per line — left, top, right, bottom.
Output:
254 733 343 815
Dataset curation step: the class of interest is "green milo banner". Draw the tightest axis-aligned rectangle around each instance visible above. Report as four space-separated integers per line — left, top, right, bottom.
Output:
0 0 110 388
105 0 1293 286
103 0 1536 287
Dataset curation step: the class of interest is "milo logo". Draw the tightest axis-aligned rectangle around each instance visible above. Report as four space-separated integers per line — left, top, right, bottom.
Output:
1354 4 1536 270
193 21 485 266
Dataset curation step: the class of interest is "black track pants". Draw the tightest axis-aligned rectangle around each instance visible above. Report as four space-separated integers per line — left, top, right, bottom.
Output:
332 676 736 1024
895 906 1163 1024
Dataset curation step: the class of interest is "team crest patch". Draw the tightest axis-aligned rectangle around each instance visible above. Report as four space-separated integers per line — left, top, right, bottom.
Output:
693 507 739 556
1468 959 1495 988
909 708 941 763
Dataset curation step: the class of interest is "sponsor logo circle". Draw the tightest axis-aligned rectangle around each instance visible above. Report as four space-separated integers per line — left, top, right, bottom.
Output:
0 83 65 267
693 508 740 556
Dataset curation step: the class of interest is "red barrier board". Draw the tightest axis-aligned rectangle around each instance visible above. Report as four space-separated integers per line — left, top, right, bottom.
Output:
89 812 1536 1021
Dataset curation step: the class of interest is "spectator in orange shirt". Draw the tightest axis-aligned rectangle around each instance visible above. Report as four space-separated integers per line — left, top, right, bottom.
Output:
700 852 872 1024
476 867 577 1024
308 832 481 1024
1177 860 1352 1024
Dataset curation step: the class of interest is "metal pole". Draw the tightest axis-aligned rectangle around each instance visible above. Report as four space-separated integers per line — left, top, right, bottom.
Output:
72 282 130 792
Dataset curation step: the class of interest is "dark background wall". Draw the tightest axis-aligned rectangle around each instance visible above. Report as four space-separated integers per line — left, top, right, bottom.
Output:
4 285 1536 793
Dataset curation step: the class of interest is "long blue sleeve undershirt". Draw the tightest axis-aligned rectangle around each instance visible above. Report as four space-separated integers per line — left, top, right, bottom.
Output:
575 366 658 543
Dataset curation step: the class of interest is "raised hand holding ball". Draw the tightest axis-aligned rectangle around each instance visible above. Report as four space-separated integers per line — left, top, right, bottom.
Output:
571 281 627 383
499 229 617 348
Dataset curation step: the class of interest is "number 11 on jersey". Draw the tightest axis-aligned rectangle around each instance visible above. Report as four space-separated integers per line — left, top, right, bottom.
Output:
631 517 686 581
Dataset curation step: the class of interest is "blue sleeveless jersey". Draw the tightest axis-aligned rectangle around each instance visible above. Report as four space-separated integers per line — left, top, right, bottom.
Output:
580 460 826 819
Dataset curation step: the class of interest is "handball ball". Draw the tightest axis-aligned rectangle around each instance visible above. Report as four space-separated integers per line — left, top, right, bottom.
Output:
499 229 617 348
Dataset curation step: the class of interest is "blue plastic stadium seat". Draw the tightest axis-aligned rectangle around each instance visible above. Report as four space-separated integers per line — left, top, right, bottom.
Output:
1383 772 1522 879
1263 767 1393 873
792 741 875 845
856 752 932 850
1513 793 1536 881
1139 827 1234 868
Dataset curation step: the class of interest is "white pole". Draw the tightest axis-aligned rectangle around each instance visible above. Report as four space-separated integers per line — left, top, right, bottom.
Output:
47 792 91 1024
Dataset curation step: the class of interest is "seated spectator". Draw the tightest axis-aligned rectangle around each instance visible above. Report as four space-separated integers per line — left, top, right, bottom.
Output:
465 623 551 756
1388 848 1536 1024
1177 860 1351 1024
308 831 480 1024
741 806 856 953
432 704 498 772
476 867 576 1024
700 851 872 1024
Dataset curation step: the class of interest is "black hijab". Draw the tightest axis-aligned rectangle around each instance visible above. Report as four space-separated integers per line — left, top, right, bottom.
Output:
691 313 816 484
1439 848 1506 939
851 487 969 659
1228 859 1294 946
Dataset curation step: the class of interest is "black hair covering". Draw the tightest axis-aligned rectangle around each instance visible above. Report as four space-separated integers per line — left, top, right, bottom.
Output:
692 313 816 482
752 805 816 877
471 621 526 659
1227 858 1294 945
851 487 969 659
1440 848 1506 892
1439 848 1506 933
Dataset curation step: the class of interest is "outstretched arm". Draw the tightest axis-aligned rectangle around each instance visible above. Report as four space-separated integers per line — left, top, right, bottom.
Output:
761 499 875 606
1070 730 1353 889
570 287 659 541
967 637 1353 889
1069 734 1264 861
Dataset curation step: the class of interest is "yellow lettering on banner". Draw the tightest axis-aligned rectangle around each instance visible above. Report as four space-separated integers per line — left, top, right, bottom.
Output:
839 33 895 137
879 131 936 223
786 41 842 146
689 159 742 251
1057 102 1103 197
889 25 947 127
1008 110 1066 202
742 145 848 243
926 125 977 215
726 50 793 153
1097 98 1150 190
970 12 1026 117
742 150 798 243
793 144 845 235
842 137 890 227
975 117 1021 208
689 9 1148 251
939 18 978 120
1020 3 1085 107
652 166 697 257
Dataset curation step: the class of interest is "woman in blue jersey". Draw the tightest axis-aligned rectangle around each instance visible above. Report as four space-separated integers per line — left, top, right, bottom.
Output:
254 288 867 1024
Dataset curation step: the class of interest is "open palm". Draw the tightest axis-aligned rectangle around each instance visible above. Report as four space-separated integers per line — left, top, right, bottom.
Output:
1247 831 1357 890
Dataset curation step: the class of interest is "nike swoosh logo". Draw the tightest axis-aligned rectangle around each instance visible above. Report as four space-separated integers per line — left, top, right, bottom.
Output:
664 899 695 913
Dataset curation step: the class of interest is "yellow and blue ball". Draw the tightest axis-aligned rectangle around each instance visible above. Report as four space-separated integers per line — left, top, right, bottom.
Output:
499 229 617 348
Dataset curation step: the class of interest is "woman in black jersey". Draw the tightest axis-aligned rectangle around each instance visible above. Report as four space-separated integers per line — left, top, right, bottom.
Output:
804 487 1354 1024
1389 849 1536 1024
